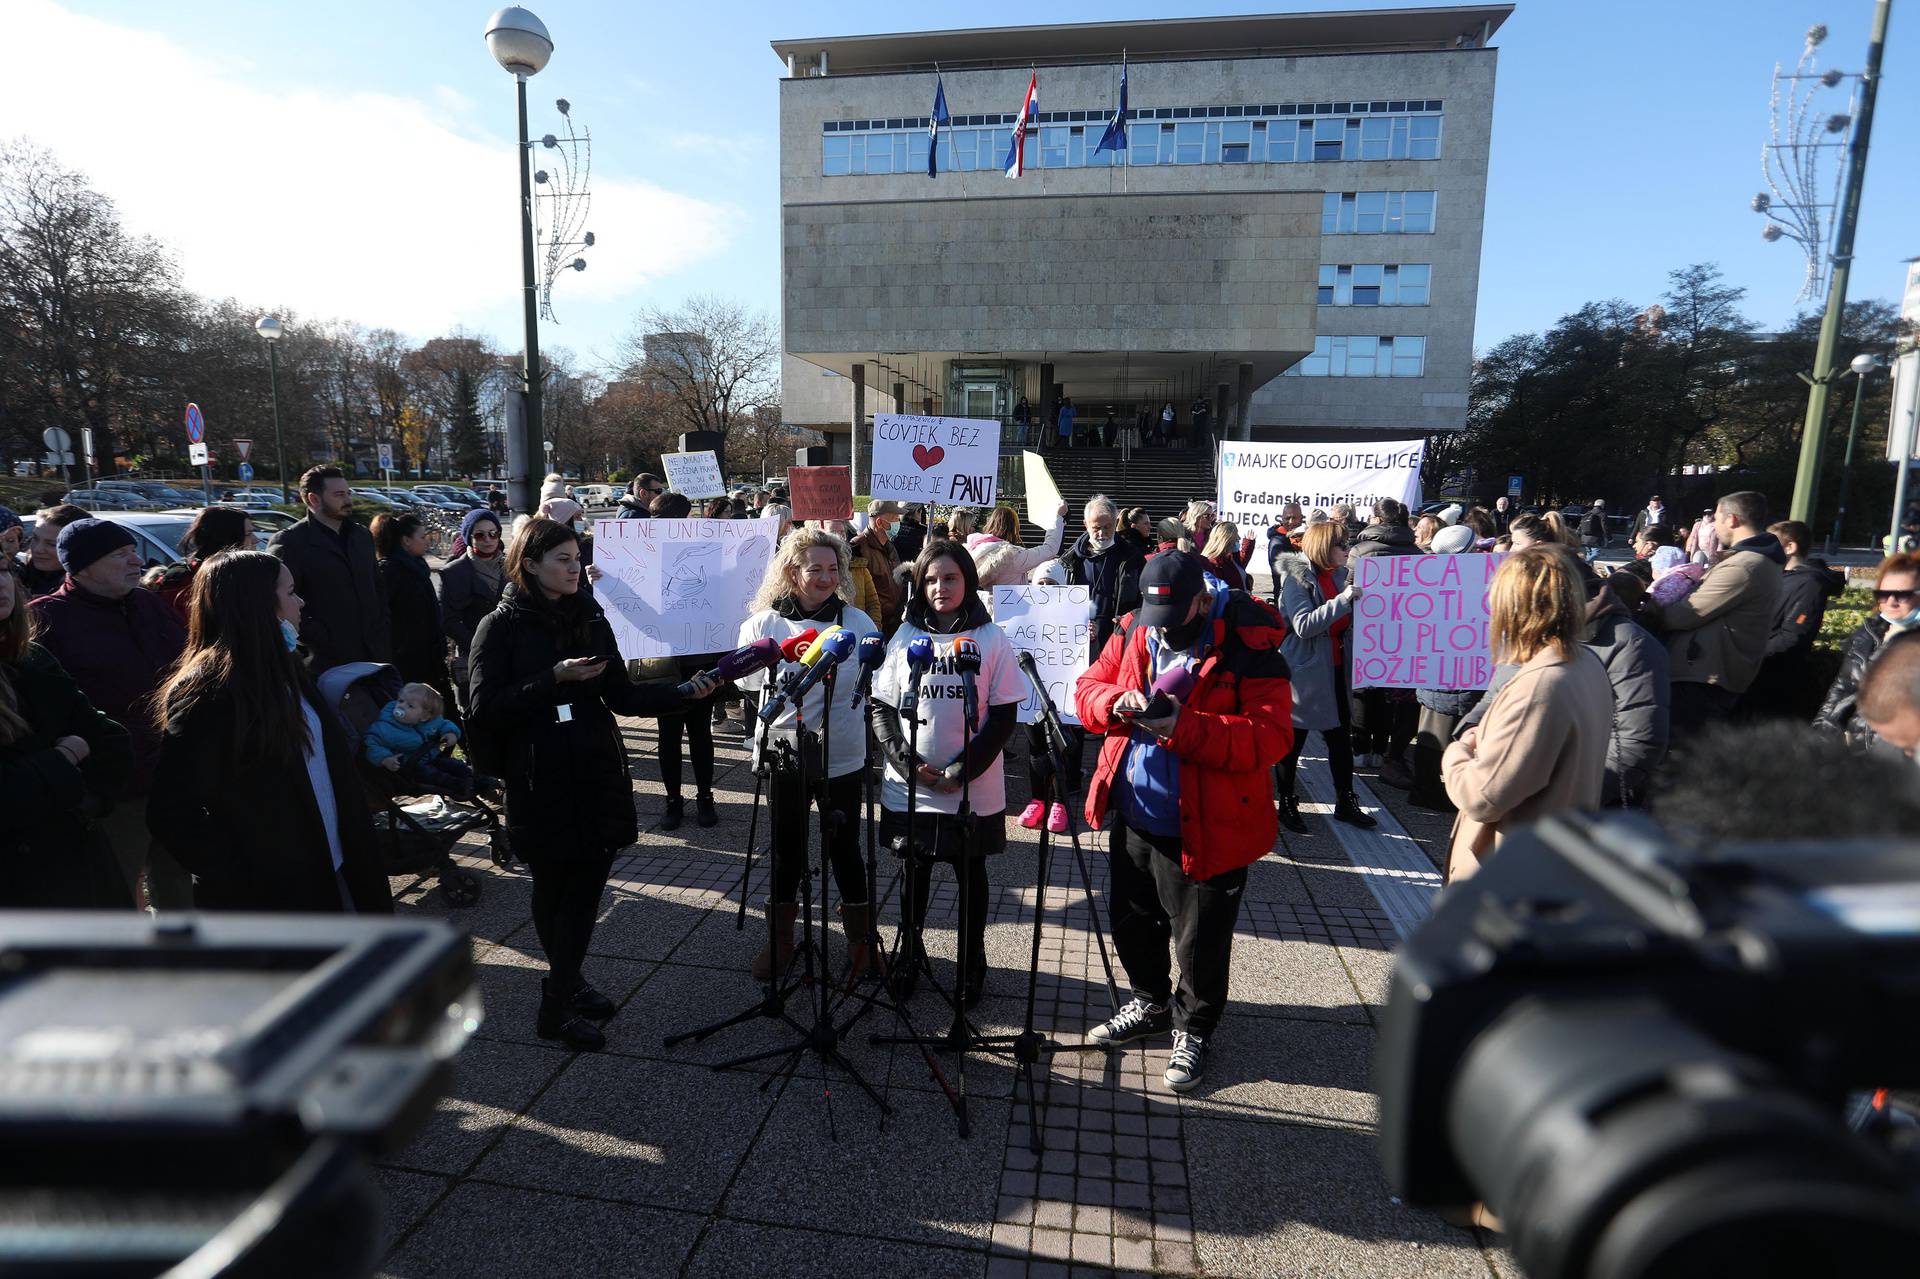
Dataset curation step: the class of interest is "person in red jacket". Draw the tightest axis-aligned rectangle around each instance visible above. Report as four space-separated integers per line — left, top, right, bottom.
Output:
1074 550 1294 1092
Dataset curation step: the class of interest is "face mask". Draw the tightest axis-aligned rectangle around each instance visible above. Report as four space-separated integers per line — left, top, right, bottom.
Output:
1883 611 1920 631
280 618 300 652
1161 612 1206 651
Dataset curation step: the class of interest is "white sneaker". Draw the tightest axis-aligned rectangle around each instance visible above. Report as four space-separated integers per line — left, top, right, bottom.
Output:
1087 997 1172 1046
1165 1030 1207 1092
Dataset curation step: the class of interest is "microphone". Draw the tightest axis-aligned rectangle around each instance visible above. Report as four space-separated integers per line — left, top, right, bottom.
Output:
759 626 853 723
675 637 781 696
778 628 819 664
853 633 886 699
1138 664 1197 720
951 635 982 729
899 635 936 729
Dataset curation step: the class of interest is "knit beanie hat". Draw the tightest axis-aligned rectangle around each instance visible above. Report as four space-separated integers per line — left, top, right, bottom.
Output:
1437 504 1464 527
1430 524 1477 554
56 517 137 575
459 508 502 544
0 505 20 539
540 497 583 526
539 474 569 504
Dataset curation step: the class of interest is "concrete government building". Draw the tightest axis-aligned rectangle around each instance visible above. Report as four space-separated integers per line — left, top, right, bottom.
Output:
773 6 1509 484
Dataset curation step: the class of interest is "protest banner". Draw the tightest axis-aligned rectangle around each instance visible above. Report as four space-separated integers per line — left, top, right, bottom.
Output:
991 584 1093 726
871 413 1000 507
1022 451 1063 523
1349 552 1508 690
1216 439 1424 531
592 519 776 658
662 450 727 498
787 465 853 521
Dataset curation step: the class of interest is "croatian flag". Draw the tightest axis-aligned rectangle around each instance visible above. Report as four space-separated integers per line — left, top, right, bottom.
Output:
1093 60 1129 155
1004 70 1038 179
928 74 950 178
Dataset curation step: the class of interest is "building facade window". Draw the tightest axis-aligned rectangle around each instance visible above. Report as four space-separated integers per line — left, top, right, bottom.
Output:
1320 191 1437 234
1317 263 1432 305
820 99 1443 175
1284 335 1427 377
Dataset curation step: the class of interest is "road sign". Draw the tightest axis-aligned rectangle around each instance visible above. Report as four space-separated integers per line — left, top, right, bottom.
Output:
1507 474 1524 498
184 403 205 444
189 441 210 467
80 428 94 461
377 442 394 471
233 437 253 462
42 427 71 454
238 462 255 482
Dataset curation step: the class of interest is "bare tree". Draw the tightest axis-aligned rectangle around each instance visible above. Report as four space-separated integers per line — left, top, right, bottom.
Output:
612 295 779 461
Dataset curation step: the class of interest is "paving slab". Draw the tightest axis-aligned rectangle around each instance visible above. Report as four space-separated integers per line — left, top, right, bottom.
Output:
380 1036 569 1176
378 1182 706 1279
684 1219 985 1279
1173 1020 1378 1130
372 1168 448 1257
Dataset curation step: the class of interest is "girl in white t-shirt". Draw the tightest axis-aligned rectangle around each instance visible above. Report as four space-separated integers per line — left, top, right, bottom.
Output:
869 540 1025 1008
736 528 879 984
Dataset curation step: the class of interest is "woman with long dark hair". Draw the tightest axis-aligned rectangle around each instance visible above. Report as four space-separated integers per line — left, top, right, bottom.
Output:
735 527 880 982
468 518 715 1050
436 509 507 708
150 505 256 624
868 540 1024 1007
0 562 134 907
372 512 455 714
148 551 393 913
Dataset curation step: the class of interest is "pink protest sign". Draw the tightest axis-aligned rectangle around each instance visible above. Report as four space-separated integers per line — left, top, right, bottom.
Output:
1349 553 1509 690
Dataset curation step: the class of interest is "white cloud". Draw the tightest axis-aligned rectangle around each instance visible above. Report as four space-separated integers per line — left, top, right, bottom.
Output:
2 0 739 338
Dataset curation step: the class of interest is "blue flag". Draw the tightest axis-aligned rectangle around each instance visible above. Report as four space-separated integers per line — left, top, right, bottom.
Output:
1093 61 1129 155
928 74 950 178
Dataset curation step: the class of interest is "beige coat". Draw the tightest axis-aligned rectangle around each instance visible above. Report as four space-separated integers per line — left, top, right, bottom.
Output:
1441 647 1614 883
1651 544 1785 694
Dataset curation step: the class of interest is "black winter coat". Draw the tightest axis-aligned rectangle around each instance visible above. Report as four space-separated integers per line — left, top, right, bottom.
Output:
269 516 392 673
468 583 687 859
1060 532 1144 656
0 643 134 908
1744 562 1849 720
379 550 450 690
1348 523 1420 558
146 681 393 914
891 519 928 568
1816 615 1894 749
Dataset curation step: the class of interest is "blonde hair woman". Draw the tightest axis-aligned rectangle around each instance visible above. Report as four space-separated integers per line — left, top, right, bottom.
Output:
735 527 880 981
949 508 979 538
1441 545 1612 883
1200 521 1250 592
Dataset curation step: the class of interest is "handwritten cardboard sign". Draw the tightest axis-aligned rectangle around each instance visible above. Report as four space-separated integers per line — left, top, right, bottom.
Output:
1349 552 1508 690
593 518 775 658
991 584 1093 726
787 465 853 522
662 450 726 499
871 413 1000 507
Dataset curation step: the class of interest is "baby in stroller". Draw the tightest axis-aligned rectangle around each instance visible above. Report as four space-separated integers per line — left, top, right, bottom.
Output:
364 682 492 799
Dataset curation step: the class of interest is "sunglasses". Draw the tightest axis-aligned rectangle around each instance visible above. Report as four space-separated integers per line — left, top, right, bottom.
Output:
1875 589 1918 603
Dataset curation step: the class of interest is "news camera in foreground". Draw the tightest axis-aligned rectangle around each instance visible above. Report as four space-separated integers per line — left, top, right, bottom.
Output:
1375 813 1920 1279
0 911 477 1278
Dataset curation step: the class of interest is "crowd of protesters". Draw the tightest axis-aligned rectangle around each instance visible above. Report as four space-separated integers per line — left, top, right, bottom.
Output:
8 453 1920 1098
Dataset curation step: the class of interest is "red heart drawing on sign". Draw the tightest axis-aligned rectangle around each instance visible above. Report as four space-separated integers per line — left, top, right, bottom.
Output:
912 444 945 470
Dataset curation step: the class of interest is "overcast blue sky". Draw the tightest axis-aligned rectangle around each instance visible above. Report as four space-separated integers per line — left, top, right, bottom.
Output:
18 0 1917 367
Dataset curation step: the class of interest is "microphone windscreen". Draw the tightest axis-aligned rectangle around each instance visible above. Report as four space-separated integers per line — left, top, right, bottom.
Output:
823 628 857 660
800 625 845 666
951 635 982 672
779 628 819 662
1150 665 1197 701
857 634 887 668
715 638 782 681
906 636 936 669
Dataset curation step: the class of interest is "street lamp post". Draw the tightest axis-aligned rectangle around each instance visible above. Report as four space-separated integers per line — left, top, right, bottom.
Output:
1828 352 1881 553
484 7 552 516
255 315 290 503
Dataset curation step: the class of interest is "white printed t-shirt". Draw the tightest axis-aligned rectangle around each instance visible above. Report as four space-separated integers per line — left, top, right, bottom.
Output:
872 616 1025 817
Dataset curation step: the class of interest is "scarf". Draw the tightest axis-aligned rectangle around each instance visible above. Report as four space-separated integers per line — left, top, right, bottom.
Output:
1318 568 1351 670
773 592 844 625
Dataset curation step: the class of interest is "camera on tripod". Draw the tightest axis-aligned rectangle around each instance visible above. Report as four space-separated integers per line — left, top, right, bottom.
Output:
1375 813 1920 1279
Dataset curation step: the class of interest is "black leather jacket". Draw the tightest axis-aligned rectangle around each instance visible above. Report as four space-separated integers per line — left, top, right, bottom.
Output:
1815 615 1892 749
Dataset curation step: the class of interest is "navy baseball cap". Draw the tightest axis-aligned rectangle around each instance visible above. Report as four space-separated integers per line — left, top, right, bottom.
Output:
1138 551 1207 628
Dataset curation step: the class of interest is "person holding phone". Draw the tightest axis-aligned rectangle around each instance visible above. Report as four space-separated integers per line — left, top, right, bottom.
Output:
469 517 717 1052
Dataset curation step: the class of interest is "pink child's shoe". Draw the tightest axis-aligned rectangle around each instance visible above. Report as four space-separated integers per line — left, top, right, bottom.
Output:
1047 803 1070 835
1017 799 1046 830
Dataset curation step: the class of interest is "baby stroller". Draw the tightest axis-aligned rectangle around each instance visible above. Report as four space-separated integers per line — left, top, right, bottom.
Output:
319 662 510 907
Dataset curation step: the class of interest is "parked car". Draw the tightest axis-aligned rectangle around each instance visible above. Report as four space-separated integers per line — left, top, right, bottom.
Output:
351 488 402 508
417 485 488 508
573 484 619 509
94 511 196 567
101 480 198 506
62 488 147 511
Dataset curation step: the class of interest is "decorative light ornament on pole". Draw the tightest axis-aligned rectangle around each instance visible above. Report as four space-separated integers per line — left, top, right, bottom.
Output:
1753 3 1893 524
255 314 291 503
484 6 553 517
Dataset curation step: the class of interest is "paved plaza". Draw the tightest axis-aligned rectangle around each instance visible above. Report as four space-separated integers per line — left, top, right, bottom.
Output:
371 658 1514 1278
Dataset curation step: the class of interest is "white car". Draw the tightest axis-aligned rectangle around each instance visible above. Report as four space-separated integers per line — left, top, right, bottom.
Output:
94 511 197 567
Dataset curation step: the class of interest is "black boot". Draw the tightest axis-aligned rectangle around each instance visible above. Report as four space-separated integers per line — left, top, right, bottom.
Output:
537 978 606 1050
694 792 719 828
1278 794 1309 835
571 980 617 1021
1333 793 1378 830
660 796 684 831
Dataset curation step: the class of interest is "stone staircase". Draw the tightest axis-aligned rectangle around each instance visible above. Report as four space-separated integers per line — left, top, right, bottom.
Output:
999 444 1218 550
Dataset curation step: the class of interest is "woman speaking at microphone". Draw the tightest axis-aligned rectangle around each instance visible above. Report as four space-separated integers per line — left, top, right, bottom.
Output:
869 540 1025 1008
735 528 881 984
468 517 717 1052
